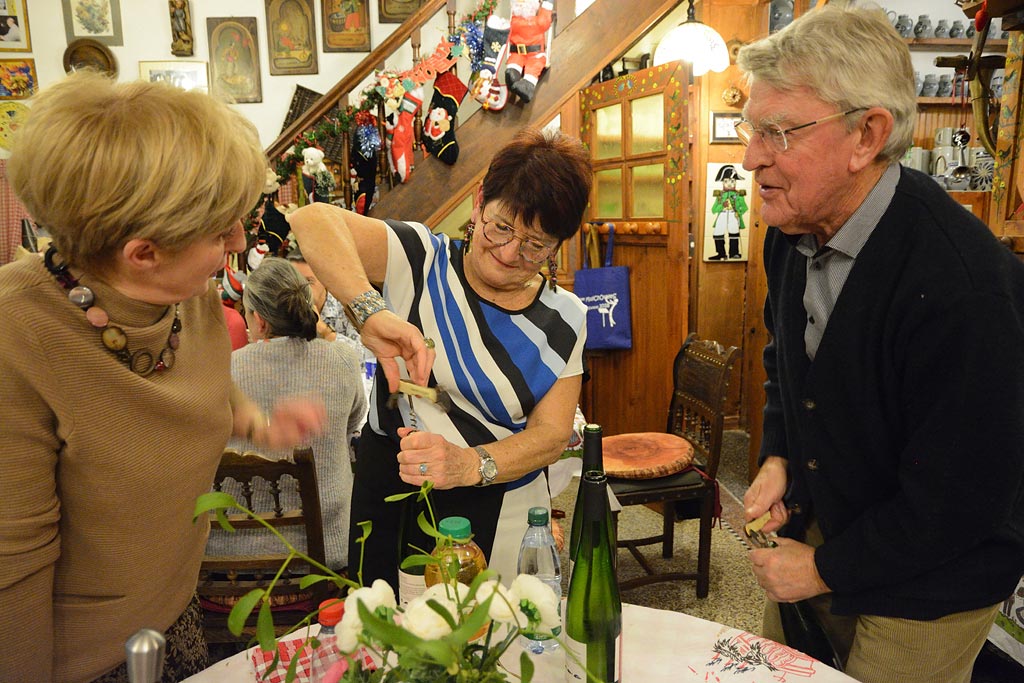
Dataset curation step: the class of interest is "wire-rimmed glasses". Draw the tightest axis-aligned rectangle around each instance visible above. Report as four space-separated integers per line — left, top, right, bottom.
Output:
734 108 868 153
479 218 556 264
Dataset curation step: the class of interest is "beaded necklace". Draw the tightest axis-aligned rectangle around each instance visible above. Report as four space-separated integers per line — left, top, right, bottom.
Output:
43 245 181 376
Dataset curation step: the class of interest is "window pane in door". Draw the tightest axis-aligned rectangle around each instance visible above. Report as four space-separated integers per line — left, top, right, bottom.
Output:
630 95 664 155
594 104 623 159
632 163 664 218
595 168 623 217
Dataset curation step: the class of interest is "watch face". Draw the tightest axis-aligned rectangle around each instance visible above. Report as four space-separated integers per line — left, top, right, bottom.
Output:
481 459 498 480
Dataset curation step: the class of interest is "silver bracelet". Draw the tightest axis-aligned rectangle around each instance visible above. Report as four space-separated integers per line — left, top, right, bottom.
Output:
344 289 387 331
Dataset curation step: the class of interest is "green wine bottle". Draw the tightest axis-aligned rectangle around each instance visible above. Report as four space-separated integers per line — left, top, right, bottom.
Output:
569 423 605 578
564 471 622 683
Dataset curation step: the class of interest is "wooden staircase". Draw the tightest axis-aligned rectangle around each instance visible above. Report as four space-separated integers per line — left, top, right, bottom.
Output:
266 0 680 226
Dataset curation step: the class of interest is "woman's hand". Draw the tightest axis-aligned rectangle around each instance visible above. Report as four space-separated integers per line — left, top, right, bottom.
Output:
395 426 475 489
233 395 326 450
361 311 435 392
744 455 790 534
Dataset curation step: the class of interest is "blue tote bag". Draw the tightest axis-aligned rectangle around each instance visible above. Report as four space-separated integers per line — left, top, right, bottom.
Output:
574 223 633 350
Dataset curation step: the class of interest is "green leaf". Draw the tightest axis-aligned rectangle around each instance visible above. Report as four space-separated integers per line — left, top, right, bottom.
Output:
424 598 457 630
399 554 437 569
193 491 237 520
520 651 534 682
227 589 265 635
448 594 492 643
256 600 276 652
284 649 302 683
383 490 420 503
417 510 445 541
356 519 372 542
213 508 235 532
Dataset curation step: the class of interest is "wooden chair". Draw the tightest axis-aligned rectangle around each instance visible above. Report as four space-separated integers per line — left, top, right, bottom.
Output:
197 447 330 644
605 333 738 597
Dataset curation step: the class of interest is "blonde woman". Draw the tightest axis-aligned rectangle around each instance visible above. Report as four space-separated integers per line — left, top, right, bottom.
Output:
0 73 324 682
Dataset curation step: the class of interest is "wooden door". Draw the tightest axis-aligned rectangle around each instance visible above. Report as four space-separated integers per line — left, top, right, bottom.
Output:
574 62 692 436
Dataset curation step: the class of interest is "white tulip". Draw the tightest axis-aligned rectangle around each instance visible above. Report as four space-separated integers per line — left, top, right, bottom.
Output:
403 592 457 640
475 580 526 626
510 574 560 632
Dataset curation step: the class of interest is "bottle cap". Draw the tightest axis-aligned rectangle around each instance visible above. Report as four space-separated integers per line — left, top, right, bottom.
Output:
527 506 549 526
318 598 345 626
438 516 472 541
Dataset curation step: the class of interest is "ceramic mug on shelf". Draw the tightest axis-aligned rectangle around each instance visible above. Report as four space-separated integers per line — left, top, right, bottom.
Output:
932 145 957 175
885 9 897 26
914 15 932 38
895 14 914 38
934 19 949 38
966 22 976 38
937 74 953 98
935 127 955 147
992 74 1004 99
950 20 966 39
921 73 939 97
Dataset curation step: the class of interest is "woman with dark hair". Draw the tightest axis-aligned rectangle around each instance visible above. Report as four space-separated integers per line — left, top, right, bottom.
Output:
287 127 593 586
210 257 367 571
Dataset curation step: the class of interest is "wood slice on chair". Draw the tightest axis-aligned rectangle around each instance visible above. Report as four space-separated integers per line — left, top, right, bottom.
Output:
603 433 695 479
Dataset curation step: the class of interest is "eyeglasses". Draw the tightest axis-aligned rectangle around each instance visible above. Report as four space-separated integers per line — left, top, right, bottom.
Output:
734 108 868 153
480 218 556 264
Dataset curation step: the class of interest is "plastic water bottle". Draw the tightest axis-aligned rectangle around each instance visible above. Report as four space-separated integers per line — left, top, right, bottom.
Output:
310 598 346 683
517 506 562 654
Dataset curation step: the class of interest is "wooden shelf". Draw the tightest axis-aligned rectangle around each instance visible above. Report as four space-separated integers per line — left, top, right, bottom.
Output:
904 38 1008 52
918 96 969 105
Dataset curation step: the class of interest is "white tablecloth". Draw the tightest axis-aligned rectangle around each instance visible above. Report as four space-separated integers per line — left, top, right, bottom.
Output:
185 602 857 683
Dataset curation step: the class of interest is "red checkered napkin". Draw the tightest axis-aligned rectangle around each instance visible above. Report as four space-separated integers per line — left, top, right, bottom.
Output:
251 637 376 683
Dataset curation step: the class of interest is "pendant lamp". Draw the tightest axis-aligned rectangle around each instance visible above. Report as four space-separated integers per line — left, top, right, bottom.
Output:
652 0 730 76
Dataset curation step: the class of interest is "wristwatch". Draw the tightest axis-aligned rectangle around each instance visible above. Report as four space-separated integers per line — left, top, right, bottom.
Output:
474 446 498 486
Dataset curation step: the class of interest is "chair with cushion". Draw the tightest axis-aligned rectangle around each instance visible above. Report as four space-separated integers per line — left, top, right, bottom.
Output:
198 447 330 645
604 333 738 597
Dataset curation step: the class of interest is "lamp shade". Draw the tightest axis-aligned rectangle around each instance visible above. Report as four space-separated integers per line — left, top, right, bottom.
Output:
652 12 730 76
655 0 729 77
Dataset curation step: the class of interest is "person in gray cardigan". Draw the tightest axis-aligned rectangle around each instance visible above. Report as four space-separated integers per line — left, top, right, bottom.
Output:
736 6 1024 683
207 257 367 570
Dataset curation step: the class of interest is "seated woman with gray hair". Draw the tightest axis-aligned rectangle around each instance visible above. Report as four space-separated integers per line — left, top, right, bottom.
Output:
207 257 367 571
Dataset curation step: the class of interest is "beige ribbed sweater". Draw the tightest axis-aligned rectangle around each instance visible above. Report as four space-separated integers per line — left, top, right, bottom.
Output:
0 256 234 682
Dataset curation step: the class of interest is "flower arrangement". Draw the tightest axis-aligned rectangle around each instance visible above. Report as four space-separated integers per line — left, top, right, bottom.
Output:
194 482 561 682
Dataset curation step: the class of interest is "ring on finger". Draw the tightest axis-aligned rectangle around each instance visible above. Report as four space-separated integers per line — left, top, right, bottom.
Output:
419 462 428 475
423 337 435 350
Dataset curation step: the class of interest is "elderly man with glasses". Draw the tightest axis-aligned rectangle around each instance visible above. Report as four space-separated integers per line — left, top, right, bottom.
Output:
738 6 1024 683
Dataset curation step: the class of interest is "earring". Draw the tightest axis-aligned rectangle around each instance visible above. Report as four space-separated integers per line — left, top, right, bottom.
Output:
463 222 475 254
547 255 558 291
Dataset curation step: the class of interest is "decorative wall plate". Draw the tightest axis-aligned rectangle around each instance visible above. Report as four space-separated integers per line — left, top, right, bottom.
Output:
62 39 118 77
0 101 29 151
971 157 995 191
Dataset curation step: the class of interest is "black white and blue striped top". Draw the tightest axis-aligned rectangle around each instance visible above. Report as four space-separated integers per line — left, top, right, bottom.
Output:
367 220 587 456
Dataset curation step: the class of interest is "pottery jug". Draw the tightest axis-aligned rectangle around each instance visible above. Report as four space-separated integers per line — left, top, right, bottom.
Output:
914 71 923 96
966 22 976 38
937 74 953 98
770 0 794 32
895 14 914 38
934 19 949 38
920 73 939 97
914 15 932 38
992 74 1004 100
950 20 965 39
885 9 897 26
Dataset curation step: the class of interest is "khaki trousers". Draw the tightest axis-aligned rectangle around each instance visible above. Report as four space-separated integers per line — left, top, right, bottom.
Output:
761 522 999 683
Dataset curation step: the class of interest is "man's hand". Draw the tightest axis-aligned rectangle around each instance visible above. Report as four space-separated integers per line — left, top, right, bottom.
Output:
744 455 790 534
750 537 831 603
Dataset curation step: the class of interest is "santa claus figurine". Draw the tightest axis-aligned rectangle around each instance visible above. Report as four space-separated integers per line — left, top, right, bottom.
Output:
505 0 553 103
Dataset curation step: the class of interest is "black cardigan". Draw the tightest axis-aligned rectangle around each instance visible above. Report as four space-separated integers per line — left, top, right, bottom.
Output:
760 166 1024 619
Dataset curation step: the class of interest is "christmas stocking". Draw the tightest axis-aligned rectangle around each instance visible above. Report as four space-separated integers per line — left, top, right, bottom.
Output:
422 67 468 165
388 86 423 184
471 15 510 105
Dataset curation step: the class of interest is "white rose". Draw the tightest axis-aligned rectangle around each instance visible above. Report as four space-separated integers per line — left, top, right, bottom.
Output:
403 593 457 640
475 580 526 626
511 574 561 632
338 579 398 651
421 580 470 607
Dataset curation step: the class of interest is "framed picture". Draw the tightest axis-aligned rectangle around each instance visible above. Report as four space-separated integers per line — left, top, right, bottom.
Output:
710 111 742 144
139 60 208 93
61 0 123 47
379 0 424 24
0 0 31 53
703 162 752 262
322 0 371 52
0 58 36 100
207 17 262 104
266 0 318 75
